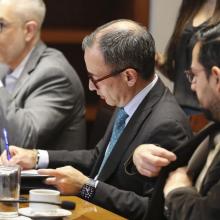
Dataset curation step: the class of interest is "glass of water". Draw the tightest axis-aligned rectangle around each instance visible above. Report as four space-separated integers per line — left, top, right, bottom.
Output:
0 165 20 219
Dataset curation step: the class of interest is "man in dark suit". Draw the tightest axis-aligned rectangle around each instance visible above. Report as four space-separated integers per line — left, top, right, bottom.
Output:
0 0 86 150
163 22 220 220
1 19 192 219
134 23 220 220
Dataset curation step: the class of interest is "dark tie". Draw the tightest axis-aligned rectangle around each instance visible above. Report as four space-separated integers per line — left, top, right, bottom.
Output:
96 108 128 177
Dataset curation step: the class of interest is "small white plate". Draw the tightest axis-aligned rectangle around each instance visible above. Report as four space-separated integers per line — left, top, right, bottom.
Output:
0 216 31 220
17 217 32 220
18 207 72 218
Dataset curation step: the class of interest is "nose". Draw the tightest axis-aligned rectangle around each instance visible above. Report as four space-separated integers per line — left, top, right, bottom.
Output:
89 80 96 91
191 83 195 92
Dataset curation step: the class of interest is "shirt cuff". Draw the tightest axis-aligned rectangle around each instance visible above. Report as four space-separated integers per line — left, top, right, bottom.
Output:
37 150 49 168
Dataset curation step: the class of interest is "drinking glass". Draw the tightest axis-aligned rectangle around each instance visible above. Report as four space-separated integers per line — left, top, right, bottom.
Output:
0 165 21 219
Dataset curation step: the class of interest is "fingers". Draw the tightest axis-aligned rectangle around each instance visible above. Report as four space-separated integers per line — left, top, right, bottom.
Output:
44 176 57 185
0 150 8 165
38 169 59 187
133 144 177 177
141 153 171 167
38 169 59 176
137 165 160 177
1 149 18 166
135 144 176 166
150 146 177 163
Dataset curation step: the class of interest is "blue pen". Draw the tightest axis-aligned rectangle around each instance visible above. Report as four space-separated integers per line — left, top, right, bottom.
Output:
3 128 11 160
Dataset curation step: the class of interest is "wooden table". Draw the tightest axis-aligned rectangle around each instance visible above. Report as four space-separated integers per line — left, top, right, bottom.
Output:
20 195 127 220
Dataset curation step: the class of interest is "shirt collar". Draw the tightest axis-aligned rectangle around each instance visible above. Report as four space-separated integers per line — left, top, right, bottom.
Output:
124 74 158 119
9 48 34 80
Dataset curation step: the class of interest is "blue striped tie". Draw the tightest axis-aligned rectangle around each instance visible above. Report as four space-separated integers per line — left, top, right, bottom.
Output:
96 108 128 177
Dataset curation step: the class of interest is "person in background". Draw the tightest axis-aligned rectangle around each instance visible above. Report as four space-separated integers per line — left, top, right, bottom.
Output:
157 0 220 116
133 22 220 220
0 19 192 219
164 22 220 220
0 0 86 150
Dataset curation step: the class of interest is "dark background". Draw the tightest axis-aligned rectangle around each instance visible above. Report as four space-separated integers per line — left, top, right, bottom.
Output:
41 0 149 146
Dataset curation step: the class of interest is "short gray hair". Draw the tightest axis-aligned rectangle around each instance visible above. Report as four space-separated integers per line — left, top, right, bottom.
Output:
0 0 46 28
82 19 155 80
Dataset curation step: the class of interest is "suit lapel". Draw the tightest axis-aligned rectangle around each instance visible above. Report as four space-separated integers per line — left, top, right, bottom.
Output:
97 79 166 181
0 64 10 82
187 136 210 182
12 41 46 98
188 132 220 193
146 122 220 220
201 151 220 194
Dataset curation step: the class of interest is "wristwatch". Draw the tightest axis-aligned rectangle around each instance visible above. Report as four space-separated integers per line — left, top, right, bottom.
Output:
79 178 99 201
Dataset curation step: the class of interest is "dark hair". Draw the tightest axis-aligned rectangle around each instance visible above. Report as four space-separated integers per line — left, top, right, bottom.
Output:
197 21 220 78
82 19 155 80
164 0 220 78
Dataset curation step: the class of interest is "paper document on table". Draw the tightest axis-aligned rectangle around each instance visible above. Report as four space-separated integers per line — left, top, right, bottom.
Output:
21 169 49 177
21 170 55 193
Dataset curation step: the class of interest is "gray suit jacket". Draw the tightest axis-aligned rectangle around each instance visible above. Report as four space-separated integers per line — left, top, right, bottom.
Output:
0 41 86 150
48 79 192 219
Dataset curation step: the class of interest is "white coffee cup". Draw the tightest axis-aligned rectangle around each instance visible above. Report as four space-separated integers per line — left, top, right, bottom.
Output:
29 189 60 212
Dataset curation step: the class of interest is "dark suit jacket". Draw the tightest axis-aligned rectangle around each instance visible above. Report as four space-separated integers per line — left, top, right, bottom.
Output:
165 130 220 220
0 41 86 150
48 79 192 219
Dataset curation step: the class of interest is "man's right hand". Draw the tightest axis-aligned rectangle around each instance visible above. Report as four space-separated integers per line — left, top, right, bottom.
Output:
0 146 37 169
133 144 176 177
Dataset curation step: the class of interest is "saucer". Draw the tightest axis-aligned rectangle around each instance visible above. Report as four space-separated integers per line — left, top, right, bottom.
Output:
18 207 72 218
17 217 32 220
0 216 31 220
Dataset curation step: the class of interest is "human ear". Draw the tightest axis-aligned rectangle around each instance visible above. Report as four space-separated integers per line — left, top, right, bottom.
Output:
211 66 220 92
211 66 220 82
24 21 38 42
123 68 137 87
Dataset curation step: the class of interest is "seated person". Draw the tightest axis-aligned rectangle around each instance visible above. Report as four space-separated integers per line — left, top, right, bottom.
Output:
0 0 86 150
133 22 220 220
0 19 192 219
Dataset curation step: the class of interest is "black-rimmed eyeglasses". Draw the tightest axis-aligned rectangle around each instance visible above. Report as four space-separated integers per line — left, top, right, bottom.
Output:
88 67 132 89
185 68 205 83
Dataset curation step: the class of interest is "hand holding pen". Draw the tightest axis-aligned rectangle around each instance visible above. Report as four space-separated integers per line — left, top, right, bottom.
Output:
3 128 11 160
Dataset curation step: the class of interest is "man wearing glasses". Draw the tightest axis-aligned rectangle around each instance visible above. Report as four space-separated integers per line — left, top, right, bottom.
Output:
0 0 86 150
1 19 192 219
133 22 220 220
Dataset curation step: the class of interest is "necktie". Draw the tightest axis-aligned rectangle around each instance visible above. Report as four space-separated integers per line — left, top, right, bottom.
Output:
96 108 128 177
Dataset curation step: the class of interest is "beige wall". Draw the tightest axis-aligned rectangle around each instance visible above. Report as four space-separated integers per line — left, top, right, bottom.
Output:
149 0 182 91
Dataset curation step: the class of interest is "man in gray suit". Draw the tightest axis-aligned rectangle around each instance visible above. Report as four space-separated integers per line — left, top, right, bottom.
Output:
1 19 192 219
0 0 86 150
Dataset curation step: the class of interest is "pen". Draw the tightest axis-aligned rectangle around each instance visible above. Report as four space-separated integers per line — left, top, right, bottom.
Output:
3 128 11 160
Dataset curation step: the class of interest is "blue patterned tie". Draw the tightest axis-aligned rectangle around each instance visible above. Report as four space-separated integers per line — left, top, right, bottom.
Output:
96 108 128 177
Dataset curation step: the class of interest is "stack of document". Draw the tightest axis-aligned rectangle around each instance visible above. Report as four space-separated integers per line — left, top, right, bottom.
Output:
21 170 54 193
